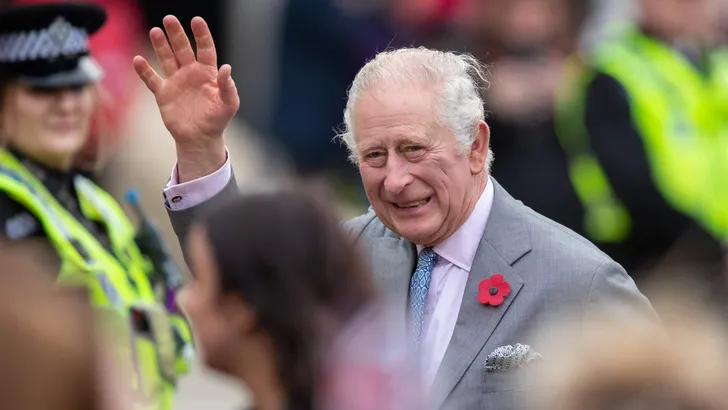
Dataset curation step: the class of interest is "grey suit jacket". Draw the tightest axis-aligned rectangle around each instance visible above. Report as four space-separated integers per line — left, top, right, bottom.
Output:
167 174 657 410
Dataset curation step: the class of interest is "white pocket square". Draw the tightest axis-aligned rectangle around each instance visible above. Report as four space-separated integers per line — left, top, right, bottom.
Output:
484 343 543 372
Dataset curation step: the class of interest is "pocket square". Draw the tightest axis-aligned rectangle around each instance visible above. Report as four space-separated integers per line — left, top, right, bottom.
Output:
484 343 542 372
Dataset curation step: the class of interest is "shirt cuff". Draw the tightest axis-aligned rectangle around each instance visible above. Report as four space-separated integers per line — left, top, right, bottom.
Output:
163 149 231 211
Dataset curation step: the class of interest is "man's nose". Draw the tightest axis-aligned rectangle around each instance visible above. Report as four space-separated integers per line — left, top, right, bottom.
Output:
383 155 414 195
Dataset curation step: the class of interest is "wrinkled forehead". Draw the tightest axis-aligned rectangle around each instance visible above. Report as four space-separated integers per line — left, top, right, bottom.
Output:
351 85 441 142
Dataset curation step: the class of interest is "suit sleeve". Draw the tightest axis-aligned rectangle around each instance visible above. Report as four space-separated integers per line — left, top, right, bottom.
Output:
166 167 377 268
165 172 240 267
584 73 697 261
584 259 659 323
164 150 233 211
342 210 377 244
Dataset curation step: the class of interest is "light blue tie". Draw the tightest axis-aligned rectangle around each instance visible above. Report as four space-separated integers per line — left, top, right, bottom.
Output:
408 248 438 354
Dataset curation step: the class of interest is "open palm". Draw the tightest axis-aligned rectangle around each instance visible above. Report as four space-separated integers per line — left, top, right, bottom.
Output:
133 16 239 145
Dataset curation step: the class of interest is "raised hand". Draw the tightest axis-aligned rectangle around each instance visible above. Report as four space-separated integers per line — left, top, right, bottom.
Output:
133 16 239 181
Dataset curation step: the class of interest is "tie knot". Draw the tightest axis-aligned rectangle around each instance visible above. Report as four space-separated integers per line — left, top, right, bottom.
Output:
418 247 438 266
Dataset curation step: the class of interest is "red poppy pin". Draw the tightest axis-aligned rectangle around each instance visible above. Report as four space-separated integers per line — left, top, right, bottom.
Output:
478 274 511 306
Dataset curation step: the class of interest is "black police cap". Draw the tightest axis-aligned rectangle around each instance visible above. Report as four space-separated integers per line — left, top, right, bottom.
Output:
0 2 107 88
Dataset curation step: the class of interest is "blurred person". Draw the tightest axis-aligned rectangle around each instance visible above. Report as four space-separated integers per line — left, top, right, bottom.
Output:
579 0 636 51
479 0 585 120
134 16 658 409
10 0 148 173
554 0 728 293
0 3 193 409
181 190 396 410
447 0 589 239
0 240 133 410
527 288 728 410
387 0 467 44
316 299 426 410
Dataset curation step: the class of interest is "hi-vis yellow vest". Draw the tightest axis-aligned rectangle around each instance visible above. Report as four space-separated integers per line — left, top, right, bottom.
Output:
555 24 728 244
0 148 192 410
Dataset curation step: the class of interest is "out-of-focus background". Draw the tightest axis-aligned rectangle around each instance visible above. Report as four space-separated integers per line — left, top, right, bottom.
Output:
3 0 725 408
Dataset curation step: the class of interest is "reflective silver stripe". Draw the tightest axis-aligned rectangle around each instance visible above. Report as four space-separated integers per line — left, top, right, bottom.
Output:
74 176 122 232
74 176 134 268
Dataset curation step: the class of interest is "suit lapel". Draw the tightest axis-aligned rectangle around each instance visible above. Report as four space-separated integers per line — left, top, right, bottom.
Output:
430 180 532 409
370 237 416 313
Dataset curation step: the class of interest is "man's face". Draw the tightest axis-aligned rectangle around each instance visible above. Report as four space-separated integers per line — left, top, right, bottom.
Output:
352 86 489 246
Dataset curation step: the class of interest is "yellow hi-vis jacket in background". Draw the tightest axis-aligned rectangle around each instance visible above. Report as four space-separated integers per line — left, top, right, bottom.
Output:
0 148 194 410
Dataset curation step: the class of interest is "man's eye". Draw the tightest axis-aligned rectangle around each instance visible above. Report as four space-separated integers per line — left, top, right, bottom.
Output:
366 151 384 159
404 146 423 152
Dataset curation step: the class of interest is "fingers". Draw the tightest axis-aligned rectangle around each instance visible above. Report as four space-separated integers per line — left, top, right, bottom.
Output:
217 64 240 112
162 15 195 66
133 56 163 94
149 27 178 78
191 17 217 68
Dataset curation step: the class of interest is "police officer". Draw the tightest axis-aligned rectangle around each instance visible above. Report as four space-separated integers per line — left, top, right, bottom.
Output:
554 0 728 290
0 3 192 409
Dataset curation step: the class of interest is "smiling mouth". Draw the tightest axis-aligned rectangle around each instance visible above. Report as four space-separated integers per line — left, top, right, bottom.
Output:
393 197 432 209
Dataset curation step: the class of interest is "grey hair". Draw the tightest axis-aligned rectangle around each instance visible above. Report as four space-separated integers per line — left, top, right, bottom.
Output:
336 47 494 171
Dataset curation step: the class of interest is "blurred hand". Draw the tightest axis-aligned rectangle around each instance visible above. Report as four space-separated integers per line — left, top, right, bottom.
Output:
133 16 239 182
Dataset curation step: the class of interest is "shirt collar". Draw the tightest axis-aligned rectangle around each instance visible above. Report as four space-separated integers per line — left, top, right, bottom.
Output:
416 176 495 272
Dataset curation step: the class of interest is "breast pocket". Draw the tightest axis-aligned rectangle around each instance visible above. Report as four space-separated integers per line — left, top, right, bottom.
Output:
483 366 536 393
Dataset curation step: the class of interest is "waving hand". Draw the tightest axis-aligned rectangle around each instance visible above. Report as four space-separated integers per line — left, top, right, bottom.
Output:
133 16 238 180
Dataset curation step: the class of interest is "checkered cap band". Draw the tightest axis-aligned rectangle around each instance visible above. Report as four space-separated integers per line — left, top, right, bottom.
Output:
0 17 88 63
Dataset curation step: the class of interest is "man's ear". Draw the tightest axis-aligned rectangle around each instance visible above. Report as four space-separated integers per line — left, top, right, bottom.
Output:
469 121 490 174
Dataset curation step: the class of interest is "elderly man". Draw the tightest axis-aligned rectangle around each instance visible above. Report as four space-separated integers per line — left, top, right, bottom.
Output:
133 16 657 410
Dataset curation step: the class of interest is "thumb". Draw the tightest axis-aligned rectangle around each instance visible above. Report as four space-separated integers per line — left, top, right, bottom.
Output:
217 64 240 112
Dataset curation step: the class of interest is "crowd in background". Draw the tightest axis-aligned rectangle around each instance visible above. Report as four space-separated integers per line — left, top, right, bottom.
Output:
93 0 725 294
0 0 643 263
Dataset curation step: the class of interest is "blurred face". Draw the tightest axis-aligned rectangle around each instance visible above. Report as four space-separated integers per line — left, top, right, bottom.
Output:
501 0 568 51
0 82 95 170
181 226 256 373
353 86 489 246
642 0 725 43
466 0 569 52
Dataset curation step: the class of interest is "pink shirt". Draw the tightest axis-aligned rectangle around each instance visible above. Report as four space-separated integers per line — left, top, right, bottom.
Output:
416 180 494 386
163 151 232 210
164 157 495 387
